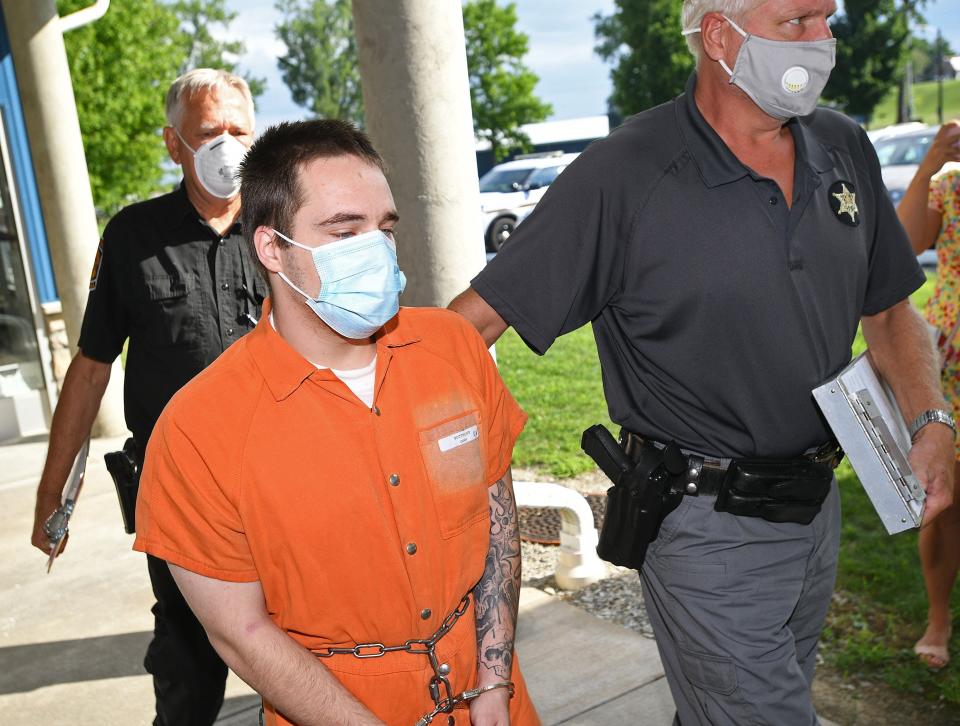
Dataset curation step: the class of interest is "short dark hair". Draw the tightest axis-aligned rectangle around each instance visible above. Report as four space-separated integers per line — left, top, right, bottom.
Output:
239 120 385 277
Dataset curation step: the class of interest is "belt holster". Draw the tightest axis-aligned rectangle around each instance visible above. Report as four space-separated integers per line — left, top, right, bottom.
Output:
104 437 141 534
581 425 686 570
714 458 833 525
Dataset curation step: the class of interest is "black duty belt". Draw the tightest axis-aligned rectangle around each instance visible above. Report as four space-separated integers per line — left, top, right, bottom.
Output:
621 432 844 498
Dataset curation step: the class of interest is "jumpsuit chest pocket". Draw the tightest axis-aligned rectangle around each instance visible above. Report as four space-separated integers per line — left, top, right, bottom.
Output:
139 274 199 347
418 410 489 539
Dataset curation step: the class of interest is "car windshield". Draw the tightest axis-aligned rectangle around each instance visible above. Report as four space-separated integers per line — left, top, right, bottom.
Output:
526 164 566 189
874 133 936 166
479 168 533 193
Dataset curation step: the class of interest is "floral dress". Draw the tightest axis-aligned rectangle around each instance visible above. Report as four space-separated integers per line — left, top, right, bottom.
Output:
923 168 960 457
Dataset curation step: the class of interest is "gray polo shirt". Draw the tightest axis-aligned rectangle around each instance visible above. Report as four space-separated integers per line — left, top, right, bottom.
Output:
472 74 925 459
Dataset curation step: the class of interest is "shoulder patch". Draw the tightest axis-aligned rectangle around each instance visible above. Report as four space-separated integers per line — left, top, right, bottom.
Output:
89 240 104 291
828 181 860 227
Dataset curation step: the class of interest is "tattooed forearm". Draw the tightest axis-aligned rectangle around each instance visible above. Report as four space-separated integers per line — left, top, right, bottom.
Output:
474 471 521 681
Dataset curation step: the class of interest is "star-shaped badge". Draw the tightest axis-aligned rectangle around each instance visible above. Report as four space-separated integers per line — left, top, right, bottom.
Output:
829 181 860 227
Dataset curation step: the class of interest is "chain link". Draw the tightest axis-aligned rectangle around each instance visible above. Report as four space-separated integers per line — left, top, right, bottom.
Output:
313 593 471 661
311 593 503 725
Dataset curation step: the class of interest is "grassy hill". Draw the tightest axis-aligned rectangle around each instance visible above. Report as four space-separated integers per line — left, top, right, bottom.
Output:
869 77 960 129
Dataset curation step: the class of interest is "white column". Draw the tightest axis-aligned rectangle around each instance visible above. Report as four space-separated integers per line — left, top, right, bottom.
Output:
2 0 126 436
352 0 485 307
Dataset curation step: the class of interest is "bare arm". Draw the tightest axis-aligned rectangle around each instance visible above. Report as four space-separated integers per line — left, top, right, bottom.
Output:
862 300 954 523
448 287 509 347
31 351 112 554
470 469 521 726
169 565 384 726
895 121 960 254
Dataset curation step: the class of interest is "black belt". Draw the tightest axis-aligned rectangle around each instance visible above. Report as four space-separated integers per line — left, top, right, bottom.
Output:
621 432 843 498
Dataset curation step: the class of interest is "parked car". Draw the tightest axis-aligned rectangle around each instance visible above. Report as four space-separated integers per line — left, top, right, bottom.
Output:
865 121 927 145
478 151 579 251
870 124 938 267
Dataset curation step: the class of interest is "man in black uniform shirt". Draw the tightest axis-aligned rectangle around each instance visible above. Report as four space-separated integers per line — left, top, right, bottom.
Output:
30 68 265 725
452 1 954 724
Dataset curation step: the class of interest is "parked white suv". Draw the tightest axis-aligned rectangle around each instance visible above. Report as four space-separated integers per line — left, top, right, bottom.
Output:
478 151 578 251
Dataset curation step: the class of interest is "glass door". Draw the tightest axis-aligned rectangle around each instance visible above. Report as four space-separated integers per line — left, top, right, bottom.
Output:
0 111 50 439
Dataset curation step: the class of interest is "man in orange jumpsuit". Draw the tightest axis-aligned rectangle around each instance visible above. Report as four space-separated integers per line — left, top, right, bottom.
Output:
134 119 541 726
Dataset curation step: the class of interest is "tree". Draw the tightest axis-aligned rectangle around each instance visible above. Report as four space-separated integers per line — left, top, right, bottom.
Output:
274 0 552 161
822 0 921 124
593 0 694 119
462 0 552 161
58 0 183 217
274 0 364 124
910 34 957 82
171 0 267 99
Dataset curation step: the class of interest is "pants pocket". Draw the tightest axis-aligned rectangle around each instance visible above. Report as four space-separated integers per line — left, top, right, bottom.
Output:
676 643 738 695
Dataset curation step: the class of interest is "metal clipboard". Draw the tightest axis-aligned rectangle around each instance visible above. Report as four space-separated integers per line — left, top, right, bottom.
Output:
812 352 924 534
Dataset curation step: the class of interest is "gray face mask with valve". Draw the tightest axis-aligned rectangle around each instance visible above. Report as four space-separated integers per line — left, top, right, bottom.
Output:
683 16 837 121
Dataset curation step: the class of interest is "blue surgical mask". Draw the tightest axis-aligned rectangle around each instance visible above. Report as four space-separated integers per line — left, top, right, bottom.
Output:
272 228 406 339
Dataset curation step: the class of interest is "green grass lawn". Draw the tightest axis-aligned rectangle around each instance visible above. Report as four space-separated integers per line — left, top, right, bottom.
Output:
497 325 613 478
498 272 960 707
824 274 960 706
869 77 960 129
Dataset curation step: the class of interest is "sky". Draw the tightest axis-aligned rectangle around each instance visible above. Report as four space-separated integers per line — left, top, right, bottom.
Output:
225 0 960 132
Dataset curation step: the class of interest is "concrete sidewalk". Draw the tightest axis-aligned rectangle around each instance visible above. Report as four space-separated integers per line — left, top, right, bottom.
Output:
0 435 824 725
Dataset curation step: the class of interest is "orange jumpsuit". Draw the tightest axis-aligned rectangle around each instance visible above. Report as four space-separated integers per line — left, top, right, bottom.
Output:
135 304 540 725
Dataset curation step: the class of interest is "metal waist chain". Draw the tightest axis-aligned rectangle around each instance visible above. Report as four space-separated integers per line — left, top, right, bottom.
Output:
312 592 513 724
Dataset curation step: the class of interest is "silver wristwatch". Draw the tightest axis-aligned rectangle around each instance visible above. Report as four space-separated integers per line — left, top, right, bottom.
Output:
908 409 957 442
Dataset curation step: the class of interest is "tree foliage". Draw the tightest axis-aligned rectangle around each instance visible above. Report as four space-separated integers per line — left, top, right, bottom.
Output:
822 0 923 123
171 0 267 98
593 0 694 118
274 0 551 161
910 33 957 83
58 0 182 217
462 0 552 161
274 0 363 124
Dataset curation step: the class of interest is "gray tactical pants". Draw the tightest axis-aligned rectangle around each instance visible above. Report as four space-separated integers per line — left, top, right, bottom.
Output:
641 481 841 725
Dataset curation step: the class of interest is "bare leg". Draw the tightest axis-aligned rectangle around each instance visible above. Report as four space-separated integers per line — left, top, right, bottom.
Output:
916 460 960 669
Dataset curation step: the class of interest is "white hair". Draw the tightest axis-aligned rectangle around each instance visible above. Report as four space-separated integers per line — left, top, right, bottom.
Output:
165 68 254 129
681 0 762 61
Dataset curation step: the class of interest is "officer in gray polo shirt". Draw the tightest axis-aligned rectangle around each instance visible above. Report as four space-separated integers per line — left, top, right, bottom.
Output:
451 1 955 724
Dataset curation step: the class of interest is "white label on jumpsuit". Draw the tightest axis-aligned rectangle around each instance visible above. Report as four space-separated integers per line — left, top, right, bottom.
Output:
438 425 479 452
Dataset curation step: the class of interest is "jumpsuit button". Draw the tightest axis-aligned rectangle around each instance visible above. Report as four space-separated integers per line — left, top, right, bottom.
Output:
768 196 778 206
227 327 234 336
372 406 381 416
420 608 432 620
438 663 450 675
406 542 417 555
218 239 226 246
221 282 229 290
388 473 400 486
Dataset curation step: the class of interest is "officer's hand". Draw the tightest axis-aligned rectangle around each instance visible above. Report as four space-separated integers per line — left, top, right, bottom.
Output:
918 120 960 179
31 493 65 556
468 686 510 726
909 423 956 525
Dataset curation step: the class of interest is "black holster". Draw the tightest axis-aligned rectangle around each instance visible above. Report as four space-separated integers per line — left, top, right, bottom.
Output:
104 437 141 534
715 458 833 525
581 425 686 570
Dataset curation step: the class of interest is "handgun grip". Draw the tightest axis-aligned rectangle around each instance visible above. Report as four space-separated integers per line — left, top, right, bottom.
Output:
581 425 633 484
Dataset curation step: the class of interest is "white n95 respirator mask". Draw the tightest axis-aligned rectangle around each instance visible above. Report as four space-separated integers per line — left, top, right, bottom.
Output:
176 129 247 199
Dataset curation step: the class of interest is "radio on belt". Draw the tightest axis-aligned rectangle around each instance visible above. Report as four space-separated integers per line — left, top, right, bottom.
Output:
813 352 924 534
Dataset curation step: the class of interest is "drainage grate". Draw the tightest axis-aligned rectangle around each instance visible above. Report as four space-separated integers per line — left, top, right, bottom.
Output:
518 493 608 545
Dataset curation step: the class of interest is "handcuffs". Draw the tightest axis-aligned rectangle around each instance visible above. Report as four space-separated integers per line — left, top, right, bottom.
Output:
312 592 516 725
